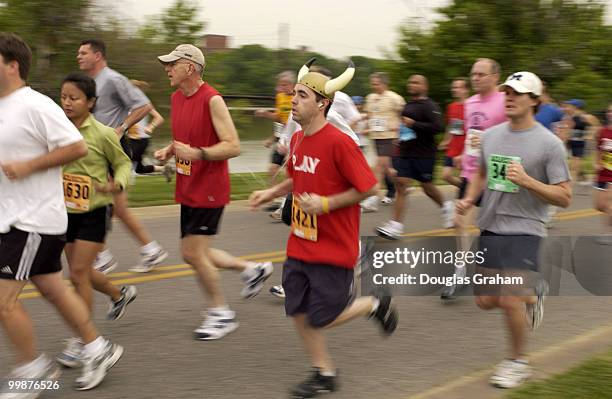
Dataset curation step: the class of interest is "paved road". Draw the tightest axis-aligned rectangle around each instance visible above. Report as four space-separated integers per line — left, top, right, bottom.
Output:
1 186 610 399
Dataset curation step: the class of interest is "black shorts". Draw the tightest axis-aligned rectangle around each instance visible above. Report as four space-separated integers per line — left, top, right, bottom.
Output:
594 181 610 190
67 205 113 244
478 231 542 272
0 227 65 281
270 148 285 166
457 177 482 206
392 157 435 183
568 140 586 157
282 257 354 328
180 205 224 238
443 156 454 168
374 139 395 157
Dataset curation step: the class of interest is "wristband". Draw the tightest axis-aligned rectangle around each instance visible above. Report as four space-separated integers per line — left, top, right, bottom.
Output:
199 148 208 160
321 196 330 214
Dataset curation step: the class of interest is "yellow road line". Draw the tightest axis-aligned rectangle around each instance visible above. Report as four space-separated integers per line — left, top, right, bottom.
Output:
17 208 601 298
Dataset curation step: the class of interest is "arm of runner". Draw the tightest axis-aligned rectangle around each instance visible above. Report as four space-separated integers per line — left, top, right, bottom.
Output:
96 130 132 193
1 140 87 181
456 168 486 215
116 103 154 136
254 109 279 122
411 102 443 134
507 161 572 207
201 95 241 160
144 107 165 134
298 184 378 215
154 143 175 162
249 178 294 210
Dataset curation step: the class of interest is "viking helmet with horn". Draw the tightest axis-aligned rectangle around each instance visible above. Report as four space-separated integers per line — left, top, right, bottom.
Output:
296 58 355 100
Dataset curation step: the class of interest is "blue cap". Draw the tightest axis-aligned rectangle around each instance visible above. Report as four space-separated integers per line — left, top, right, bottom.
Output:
563 99 585 109
351 95 364 105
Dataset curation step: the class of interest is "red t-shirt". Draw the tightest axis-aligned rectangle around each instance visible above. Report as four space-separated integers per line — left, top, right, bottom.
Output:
597 127 612 183
171 83 230 208
445 101 466 158
286 123 377 268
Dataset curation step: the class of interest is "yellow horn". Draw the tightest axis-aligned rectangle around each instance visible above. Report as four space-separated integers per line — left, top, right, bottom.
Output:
297 58 317 82
324 60 355 96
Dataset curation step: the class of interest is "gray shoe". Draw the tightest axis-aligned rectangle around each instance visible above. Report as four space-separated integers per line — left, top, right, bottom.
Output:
75 341 123 391
107 286 138 321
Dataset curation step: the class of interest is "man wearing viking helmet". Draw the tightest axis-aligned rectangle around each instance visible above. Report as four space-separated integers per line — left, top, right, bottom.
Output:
249 59 399 398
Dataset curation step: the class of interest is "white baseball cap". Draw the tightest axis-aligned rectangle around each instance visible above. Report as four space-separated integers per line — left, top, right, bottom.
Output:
158 44 205 68
499 71 543 96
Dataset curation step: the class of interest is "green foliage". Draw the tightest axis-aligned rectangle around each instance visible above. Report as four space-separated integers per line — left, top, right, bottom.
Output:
395 0 612 112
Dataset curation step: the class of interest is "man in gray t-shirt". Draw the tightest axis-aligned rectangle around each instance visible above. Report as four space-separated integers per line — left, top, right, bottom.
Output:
456 71 571 389
75 39 168 276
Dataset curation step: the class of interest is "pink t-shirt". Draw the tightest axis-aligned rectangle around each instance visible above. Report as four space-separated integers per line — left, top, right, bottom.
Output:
461 91 506 180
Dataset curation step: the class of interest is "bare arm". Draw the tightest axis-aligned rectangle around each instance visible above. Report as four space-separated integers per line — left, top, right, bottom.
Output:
203 95 241 160
116 103 154 135
1 140 88 181
145 108 165 133
523 180 572 208
249 178 294 210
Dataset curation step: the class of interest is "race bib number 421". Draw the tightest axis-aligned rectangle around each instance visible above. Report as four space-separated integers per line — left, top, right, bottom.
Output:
290 196 318 242
63 173 91 211
487 154 522 193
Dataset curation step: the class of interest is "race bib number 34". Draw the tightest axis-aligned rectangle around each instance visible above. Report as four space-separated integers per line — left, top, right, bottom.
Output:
63 173 91 211
176 158 192 176
291 196 318 242
487 154 522 193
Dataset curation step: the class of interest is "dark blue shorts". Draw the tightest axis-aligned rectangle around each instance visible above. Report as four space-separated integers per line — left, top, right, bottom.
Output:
443 156 454 168
392 157 435 183
282 257 354 328
568 140 586 158
478 231 542 272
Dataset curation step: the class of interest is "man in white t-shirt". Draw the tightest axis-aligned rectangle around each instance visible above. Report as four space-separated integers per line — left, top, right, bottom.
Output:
0 33 123 392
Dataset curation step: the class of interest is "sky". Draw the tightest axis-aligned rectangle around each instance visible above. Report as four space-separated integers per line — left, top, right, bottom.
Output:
98 0 612 59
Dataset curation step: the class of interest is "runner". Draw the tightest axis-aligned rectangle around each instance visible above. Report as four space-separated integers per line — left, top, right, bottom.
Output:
249 59 398 398
456 71 571 388
255 70 295 207
439 77 469 188
0 33 123 393
594 103 612 242
376 74 454 239
127 79 173 183
441 58 507 300
155 44 273 340
77 39 168 274
56 72 138 369
562 99 591 186
362 72 405 211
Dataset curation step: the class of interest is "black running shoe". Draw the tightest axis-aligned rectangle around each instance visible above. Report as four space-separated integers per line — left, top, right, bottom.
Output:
370 289 398 335
290 368 337 398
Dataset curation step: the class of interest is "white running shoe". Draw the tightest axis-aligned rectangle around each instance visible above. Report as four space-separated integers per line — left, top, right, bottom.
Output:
75 341 123 391
3 355 61 399
56 337 83 368
441 200 455 229
129 248 168 273
269 285 285 298
375 220 404 240
490 359 532 388
194 310 239 341
93 255 118 275
240 262 274 299
269 207 283 222
526 280 548 331
360 196 379 213
381 196 394 205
